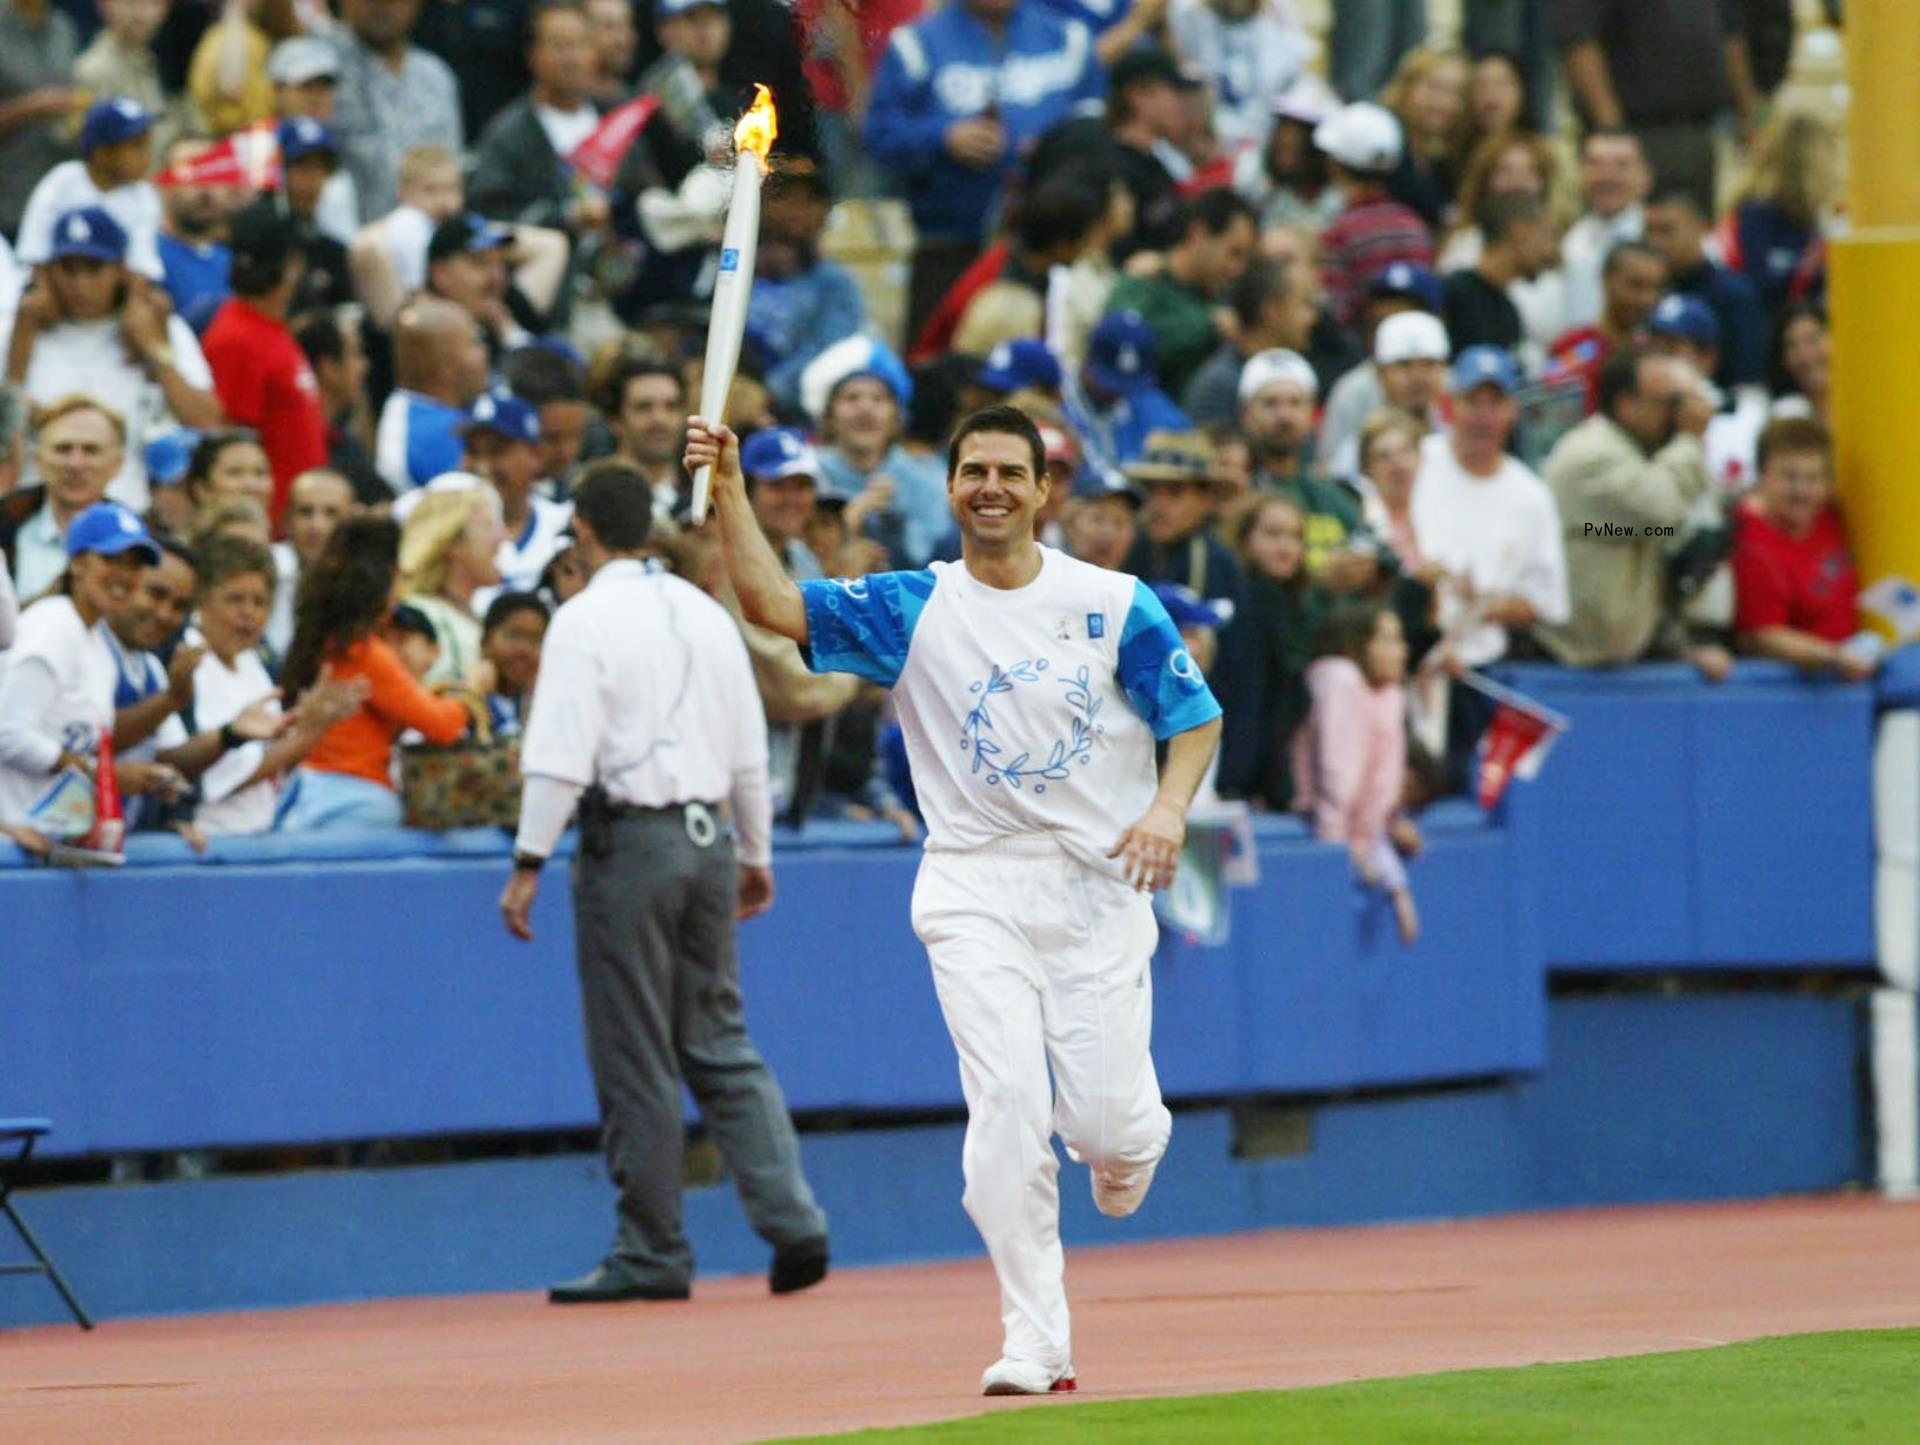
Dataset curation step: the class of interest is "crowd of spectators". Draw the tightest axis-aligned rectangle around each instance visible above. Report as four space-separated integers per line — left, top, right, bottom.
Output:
0 0 1870 932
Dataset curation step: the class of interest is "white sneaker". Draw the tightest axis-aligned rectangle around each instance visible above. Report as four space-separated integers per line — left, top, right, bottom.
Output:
980 1357 1078 1395
1091 1160 1158 1219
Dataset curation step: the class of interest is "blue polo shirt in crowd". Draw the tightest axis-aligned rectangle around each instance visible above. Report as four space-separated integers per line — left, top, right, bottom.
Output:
158 234 232 335
864 0 1104 241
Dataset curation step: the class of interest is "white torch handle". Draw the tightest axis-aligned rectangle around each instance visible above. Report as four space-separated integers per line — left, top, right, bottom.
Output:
690 152 766 524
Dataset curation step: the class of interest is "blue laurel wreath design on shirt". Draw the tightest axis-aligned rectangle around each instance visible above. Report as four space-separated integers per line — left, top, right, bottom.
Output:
959 661 1106 794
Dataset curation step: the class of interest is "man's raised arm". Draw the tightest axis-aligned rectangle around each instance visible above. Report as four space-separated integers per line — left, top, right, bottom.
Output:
685 417 809 644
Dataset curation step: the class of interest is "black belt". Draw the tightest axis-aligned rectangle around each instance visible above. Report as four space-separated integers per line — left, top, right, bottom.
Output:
601 800 717 820
580 788 722 857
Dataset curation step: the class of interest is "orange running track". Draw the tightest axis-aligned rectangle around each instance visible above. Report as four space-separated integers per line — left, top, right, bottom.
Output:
5 1196 1920 1443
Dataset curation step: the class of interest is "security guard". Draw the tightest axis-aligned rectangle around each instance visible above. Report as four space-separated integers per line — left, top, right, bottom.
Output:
499 460 829 1302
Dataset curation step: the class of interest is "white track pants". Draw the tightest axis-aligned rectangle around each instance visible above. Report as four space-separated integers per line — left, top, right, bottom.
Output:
911 837 1173 1371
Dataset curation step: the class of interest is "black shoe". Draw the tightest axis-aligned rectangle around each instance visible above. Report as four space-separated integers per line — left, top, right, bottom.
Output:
548 1262 690 1304
769 1239 829 1295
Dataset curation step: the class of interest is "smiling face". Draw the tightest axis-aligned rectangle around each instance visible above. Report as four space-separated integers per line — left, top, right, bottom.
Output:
749 473 817 544
1758 445 1830 538
72 549 146 624
616 373 685 468
199 567 274 662
824 377 900 456
121 551 197 651
200 439 273 510
948 429 1047 554
287 471 353 565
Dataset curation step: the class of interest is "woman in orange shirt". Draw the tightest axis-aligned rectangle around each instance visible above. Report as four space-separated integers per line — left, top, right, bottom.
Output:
279 517 474 830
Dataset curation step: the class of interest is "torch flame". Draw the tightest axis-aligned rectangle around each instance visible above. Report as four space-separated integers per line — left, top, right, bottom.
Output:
734 85 778 163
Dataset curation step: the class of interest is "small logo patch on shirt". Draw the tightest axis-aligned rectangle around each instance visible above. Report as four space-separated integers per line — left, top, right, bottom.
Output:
1088 613 1105 639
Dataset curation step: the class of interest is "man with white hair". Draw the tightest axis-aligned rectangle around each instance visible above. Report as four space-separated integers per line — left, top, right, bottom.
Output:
1326 310 1451 482
1240 349 1371 592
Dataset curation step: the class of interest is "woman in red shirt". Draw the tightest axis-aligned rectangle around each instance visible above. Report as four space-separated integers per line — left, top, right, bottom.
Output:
1731 416 1873 682
278 518 475 829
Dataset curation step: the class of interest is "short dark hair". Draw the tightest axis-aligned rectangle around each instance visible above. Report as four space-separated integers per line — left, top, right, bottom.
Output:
1228 257 1290 330
1181 187 1256 241
294 309 347 369
155 534 198 573
1478 190 1546 243
1596 345 1650 419
482 589 551 637
596 358 684 418
227 198 303 298
1313 599 1394 669
571 460 655 551
1647 187 1705 220
1019 176 1104 256
946 405 1047 483
1756 415 1830 473
196 532 277 598
528 0 587 46
501 345 586 405
1601 239 1663 279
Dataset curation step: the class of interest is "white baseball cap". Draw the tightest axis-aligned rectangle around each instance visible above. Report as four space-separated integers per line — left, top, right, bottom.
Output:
1374 311 1450 366
1313 102 1404 174
1238 348 1319 406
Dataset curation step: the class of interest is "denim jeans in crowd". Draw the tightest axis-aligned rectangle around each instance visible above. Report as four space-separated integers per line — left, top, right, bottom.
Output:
278 768 403 831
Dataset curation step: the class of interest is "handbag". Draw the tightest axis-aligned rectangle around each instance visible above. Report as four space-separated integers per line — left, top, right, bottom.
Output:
399 698 521 831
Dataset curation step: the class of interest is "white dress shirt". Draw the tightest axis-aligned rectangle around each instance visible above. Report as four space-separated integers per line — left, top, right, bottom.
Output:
1411 432 1570 668
1559 205 1645 334
515 558 773 864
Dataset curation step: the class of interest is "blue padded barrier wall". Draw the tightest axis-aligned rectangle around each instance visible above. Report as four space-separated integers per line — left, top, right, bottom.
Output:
1497 663 1875 970
2 805 1538 1157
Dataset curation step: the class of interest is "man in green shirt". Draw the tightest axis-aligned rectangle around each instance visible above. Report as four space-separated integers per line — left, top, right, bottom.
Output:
1105 188 1256 401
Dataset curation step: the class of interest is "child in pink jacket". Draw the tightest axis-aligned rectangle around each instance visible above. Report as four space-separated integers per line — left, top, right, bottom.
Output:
1293 602 1421 943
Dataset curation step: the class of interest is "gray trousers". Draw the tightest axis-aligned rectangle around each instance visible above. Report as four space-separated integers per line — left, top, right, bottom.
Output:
571 808 825 1287
1329 0 1427 104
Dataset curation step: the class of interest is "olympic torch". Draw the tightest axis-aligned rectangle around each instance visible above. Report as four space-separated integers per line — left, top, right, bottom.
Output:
690 84 777 524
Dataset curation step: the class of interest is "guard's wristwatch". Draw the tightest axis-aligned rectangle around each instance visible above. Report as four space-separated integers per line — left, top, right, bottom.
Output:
512 851 547 873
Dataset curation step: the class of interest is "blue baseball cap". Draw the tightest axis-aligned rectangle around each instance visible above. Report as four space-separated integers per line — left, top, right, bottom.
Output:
1371 261 1444 313
656 0 726 13
428 212 512 265
48 206 128 264
144 428 202 488
1450 345 1522 397
277 116 339 164
1086 312 1158 397
66 503 161 565
977 338 1062 395
1151 581 1234 632
460 391 542 445
79 96 154 155
1647 293 1721 350
741 427 821 485
1071 466 1144 509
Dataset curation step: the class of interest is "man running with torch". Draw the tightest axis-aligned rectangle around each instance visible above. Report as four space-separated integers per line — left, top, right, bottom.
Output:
688 404 1223 1395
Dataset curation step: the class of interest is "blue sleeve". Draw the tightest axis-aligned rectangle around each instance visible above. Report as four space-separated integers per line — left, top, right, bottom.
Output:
863 35 952 176
1719 273 1768 388
798 569 937 688
1117 578 1224 740
765 266 865 404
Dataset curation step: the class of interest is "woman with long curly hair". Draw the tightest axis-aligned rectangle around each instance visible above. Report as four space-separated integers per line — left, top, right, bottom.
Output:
279 517 473 830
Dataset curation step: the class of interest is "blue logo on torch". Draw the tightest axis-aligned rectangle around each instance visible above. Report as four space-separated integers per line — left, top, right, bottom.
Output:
719 248 740 273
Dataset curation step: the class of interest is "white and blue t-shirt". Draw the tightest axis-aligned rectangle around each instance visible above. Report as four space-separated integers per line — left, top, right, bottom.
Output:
799 547 1222 877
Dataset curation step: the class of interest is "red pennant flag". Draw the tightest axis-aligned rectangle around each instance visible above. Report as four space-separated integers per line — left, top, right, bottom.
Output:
568 95 661 191
155 125 281 191
80 725 125 858
1477 701 1562 810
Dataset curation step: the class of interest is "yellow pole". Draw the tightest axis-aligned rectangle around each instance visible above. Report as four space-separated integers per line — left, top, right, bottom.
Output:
1830 0 1920 597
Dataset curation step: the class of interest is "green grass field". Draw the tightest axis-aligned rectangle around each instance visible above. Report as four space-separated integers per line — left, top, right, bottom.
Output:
792 1330 1920 1443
